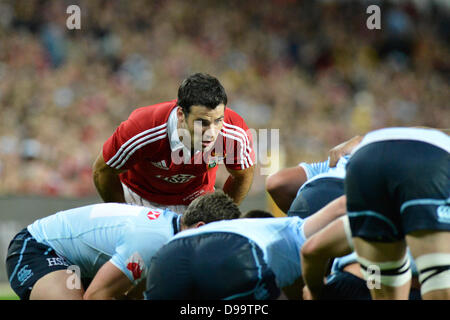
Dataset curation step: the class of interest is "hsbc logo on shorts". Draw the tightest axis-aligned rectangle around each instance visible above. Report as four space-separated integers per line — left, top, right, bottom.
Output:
156 174 196 184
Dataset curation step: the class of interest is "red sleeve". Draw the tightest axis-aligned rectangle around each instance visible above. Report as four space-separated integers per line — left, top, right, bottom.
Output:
222 111 256 171
102 117 147 170
103 115 168 171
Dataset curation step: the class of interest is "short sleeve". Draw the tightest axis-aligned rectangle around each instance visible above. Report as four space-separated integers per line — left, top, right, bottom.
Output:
222 122 256 171
103 118 148 170
111 228 168 285
298 159 330 180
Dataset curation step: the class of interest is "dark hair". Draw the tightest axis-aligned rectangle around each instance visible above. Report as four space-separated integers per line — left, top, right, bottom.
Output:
177 73 227 115
241 210 274 219
182 190 241 227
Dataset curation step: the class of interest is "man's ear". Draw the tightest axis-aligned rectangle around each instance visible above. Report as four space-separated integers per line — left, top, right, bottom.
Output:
177 107 186 123
194 221 205 228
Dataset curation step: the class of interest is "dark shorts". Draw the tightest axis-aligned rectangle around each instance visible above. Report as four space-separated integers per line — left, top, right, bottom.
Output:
287 177 345 219
6 228 71 300
323 271 421 300
145 232 280 300
346 140 450 242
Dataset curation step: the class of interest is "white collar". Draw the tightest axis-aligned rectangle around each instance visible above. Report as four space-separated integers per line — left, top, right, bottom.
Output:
167 107 200 158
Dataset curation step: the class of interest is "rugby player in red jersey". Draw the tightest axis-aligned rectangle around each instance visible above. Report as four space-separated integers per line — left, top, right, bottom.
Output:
93 73 255 213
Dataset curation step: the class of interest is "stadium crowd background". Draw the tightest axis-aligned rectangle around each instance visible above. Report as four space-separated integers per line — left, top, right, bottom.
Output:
0 0 449 199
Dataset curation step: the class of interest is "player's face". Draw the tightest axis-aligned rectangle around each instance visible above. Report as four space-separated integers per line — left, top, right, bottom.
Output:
180 104 225 151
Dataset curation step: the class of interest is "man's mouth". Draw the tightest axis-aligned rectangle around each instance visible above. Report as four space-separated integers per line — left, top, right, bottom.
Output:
202 141 213 148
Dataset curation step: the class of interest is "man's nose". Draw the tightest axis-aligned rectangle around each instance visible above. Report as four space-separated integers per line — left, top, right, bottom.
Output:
203 126 219 140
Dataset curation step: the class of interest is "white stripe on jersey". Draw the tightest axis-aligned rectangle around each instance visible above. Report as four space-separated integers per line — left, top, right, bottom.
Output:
222 124 253 169
223 122 253 163
221 131 248 169
222 127 253 167
221 127 254 169
107 123 167 169
114 132 167 169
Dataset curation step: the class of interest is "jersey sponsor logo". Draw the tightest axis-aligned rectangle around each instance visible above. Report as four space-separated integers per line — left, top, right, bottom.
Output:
126 252 145 281
151 160 169 170
437 205 450 224
147 210 162 220
47 255 70 267
156 174 196 184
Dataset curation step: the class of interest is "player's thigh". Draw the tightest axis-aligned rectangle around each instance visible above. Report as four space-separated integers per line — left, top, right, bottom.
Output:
406 230 450 257
352 237 407 262
30 269 84 300
6 229 80 300
406 230 450 299
345 142 402 242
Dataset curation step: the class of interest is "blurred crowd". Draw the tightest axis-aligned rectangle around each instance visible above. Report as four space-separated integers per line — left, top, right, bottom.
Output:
0 0 449 197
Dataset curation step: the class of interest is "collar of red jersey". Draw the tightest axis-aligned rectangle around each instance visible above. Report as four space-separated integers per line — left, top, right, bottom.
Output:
167 107 201 157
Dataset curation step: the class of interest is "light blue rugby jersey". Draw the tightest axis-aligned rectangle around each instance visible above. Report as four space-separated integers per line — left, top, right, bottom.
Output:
27 203 181 285
169 217 306 288
296 155 349 196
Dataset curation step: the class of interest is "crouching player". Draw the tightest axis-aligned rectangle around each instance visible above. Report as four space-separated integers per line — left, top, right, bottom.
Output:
144 196 348 300
303 127 449 300
345 127 449 299
6 191 240 300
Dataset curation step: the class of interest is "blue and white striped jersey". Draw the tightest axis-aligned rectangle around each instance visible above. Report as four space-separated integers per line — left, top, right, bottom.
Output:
27 203 181 285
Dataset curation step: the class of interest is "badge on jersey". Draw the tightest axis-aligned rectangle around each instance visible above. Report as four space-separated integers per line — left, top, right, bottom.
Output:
207 152 225 169
147 209 162 220
126 252 146 281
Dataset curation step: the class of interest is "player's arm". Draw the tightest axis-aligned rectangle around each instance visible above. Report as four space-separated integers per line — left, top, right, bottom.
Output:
222 165 254 205
83 261 134 300
266 166 308 213
301 216 353 300
92 151 127 203
328 135 363 167
302 195 347 238
122 280 146 300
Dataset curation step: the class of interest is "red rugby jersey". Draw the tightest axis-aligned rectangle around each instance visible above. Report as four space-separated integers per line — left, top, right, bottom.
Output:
103 100 255 205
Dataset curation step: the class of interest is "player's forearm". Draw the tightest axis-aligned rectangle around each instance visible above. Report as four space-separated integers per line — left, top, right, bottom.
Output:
93 169 126 203
222 170 253 205
301 254 329 299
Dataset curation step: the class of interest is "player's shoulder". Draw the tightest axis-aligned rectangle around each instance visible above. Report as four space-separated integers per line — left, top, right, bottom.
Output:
128 99 177 128
223 107 248 128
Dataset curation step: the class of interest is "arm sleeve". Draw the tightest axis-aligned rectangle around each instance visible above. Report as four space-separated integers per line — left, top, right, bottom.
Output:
103 117 160 170
223 122 256 171
298 159 330 180
111 235 149 285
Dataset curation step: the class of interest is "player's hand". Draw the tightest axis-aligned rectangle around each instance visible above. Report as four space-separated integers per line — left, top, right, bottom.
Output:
329 135 363 167
302 285 313 300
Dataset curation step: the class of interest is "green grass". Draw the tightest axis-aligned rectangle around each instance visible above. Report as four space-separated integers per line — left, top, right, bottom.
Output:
0 283 19 300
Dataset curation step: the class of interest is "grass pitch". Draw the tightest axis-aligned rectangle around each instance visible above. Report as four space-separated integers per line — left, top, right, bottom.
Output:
0 283 18 300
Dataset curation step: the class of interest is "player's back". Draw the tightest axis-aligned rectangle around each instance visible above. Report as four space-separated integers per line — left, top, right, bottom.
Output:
171 217 305 287
352 127 450 154
27 203 179 279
